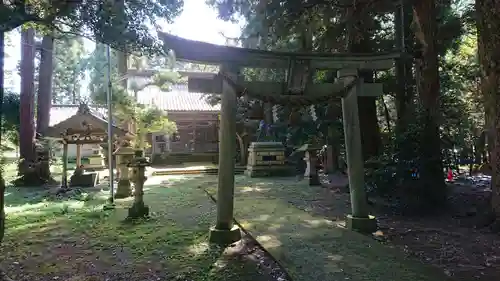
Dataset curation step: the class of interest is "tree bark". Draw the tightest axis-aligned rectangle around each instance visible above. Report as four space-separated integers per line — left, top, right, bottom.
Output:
345 2 382 161
412 0 446 205
395 0 415 130
36 35 55 181
0 31 5 244
37 35 54 135
382 97 392 135
476 0 500 218
357 71 381 160
19 28 36 174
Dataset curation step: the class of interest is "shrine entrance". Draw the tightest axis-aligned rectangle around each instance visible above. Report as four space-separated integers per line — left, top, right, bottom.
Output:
159 32 403 243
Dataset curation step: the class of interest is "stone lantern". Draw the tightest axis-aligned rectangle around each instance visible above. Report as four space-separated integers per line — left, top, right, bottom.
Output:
296 143 321 186
113 145 135 198
127 150 150 219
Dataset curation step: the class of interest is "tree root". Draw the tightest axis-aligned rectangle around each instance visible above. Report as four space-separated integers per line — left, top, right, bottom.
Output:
11 171 58 187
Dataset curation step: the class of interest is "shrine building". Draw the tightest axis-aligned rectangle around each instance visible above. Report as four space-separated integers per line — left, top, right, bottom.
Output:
46 70 220 167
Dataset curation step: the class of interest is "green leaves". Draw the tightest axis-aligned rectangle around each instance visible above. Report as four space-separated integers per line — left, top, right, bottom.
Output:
1 92 21 146
2 0 183 56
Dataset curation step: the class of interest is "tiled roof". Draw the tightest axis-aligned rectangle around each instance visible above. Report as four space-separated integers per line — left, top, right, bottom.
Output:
136 84 220 112
49 84 219 127
49 104 108 127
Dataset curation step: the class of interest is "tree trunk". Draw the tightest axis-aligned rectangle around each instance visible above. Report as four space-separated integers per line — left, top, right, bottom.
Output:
37 35 54 135
345 2 382 161
394 1 415 130
36 35 55 181
117 50 128 89
19 28 36 174
412 0 446 206
0 31 6 244
358 71 381 160
476 0 500 219
382 97 392 135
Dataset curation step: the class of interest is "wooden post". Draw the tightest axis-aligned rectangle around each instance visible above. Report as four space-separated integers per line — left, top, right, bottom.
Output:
76 144 82 167
61 142 68 188
192 123 196 152
308 150 320 186
339 69 377 233
209 64 241 245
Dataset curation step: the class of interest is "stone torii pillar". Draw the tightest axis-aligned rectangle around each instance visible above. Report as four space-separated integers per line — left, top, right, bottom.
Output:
339 69 377 233
208 64 242 245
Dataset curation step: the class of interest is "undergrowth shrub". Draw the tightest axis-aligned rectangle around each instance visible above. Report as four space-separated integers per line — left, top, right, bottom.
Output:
365 113 448 215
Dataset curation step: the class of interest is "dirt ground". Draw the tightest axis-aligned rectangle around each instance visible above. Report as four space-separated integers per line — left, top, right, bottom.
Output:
320 174 500 281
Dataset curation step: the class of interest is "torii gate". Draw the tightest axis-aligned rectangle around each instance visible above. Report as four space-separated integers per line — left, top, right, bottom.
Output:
159 32 403 244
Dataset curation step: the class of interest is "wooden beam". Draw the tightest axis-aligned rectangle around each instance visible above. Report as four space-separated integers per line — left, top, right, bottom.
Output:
188 76 384 97
62 139 107 144
159 32 403 70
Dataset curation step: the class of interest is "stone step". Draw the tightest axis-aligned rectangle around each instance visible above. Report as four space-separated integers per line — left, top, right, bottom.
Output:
152 167 245 176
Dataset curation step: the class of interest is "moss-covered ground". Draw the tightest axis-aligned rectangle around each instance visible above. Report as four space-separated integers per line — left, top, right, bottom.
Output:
1 175 274 281
203 175 452 281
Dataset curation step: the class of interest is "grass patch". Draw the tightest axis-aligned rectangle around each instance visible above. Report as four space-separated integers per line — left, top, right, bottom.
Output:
203 175 452 281
1 175 270 281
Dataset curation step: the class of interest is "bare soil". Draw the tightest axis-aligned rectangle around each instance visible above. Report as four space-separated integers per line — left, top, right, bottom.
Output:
320 174 500 281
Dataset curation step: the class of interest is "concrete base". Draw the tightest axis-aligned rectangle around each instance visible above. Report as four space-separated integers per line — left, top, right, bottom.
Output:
245 165 292 178
115 180 132 198
127 201 149 219
346 214 377 234
209 225 242 245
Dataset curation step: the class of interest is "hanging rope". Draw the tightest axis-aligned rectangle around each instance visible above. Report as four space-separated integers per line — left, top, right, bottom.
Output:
218 70 359 107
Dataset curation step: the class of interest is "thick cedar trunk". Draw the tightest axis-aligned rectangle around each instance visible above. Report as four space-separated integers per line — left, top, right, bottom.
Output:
395 1 415 129
346 2 382 161
117 50 128 89
412 0 446 205
0 31 5 244
382 98 392 135
37 35 54 135
36 35 55 180
476 0 500 218
357 72 381 160
19 28 36 173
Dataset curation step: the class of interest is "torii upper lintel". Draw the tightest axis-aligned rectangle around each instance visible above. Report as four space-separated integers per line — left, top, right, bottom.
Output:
158 32 404 70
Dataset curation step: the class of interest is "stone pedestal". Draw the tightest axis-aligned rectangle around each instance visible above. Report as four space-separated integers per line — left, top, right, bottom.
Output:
127 150 150 220
245 142 291 177
86 145 106 170
297 144 321 186
114 146 135 199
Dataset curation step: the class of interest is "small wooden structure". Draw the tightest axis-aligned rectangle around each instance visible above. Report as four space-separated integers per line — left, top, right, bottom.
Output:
44 103 131 188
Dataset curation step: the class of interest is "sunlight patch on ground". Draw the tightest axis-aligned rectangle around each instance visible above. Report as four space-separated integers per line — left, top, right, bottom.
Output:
303 218 335 228
256 234 282 249
255 214 271 221
2 175 270 281
204 175 449 281
268 223 282 232
327 254 344 262
240 186 270 193
188 242 210 256
6 202 47 213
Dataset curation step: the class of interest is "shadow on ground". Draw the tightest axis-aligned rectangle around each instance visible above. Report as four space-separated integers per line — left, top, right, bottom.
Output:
199 175 452 281
1 175 277 281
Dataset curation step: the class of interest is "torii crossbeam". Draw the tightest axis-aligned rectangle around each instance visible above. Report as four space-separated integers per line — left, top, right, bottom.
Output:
159 32 404 243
